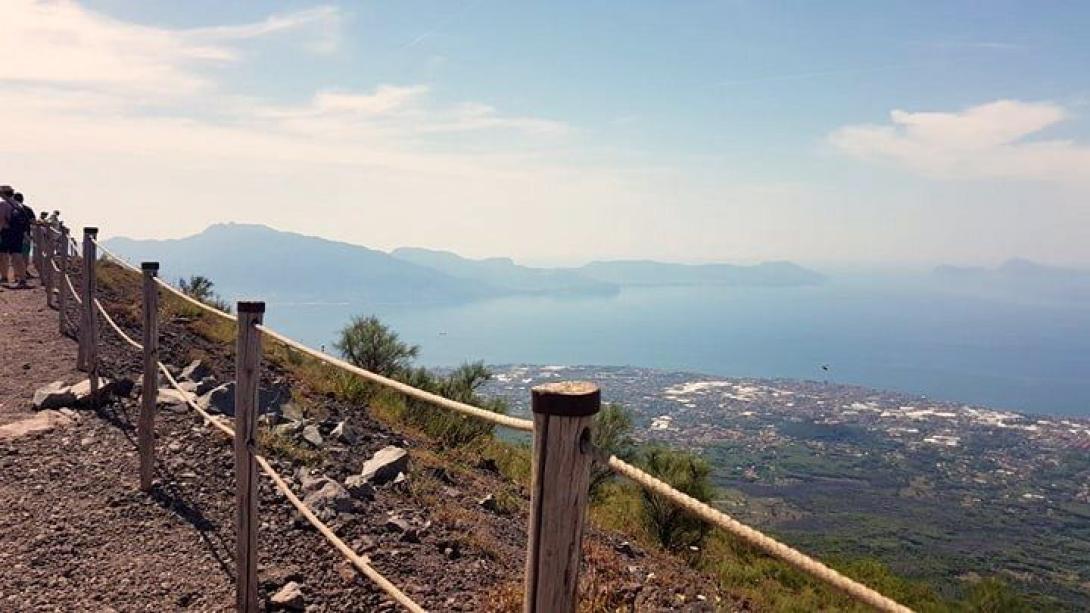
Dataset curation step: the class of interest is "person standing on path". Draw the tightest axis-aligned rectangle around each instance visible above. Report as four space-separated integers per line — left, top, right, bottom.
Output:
0 186 31 287
15 194 35 280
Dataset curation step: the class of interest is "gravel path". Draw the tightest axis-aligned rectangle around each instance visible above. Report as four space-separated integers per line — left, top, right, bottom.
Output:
0 277 83 427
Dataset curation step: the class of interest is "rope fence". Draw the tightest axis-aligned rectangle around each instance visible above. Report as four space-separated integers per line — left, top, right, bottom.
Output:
44 226 913 613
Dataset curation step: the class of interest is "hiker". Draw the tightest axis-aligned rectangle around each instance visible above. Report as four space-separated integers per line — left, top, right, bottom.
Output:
0 186 33 287
15 194 36 279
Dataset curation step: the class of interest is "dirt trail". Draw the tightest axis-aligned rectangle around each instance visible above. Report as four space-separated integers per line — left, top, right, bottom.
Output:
0 265 729 611
0 279 83 427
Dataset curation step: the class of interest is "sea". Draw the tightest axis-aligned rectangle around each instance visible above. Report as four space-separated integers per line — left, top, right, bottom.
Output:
262 274 1090 417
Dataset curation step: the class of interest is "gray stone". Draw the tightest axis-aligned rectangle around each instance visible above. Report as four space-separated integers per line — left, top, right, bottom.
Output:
302 481 354 520
270 581 305 610
330 420 357 445
199 382 235 416
344 475 374 500
66 378 116 406
33 381 76 410
273 420 303 437
199 381 289 417
301 425 323 448
360 446 409 486
178 360 212 383
384 515 419 543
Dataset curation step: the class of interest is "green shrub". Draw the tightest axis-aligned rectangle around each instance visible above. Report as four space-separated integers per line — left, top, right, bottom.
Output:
636 445 714 551
334 315 418 377
589 402 636 500
178 274 232 313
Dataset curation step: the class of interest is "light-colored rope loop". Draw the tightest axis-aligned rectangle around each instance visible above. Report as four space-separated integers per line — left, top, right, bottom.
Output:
94 298 142 351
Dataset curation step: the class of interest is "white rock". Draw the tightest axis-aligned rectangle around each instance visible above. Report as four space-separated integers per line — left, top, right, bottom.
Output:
270 581 304 610
32 381 75 410
360 446 408 485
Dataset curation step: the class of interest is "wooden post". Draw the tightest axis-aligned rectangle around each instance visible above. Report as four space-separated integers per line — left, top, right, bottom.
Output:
41 227 54 308
234 301 264 613
81 228 98 404
57 227 69 334
31 224 41 281
523 381 601 613
139 262 160 492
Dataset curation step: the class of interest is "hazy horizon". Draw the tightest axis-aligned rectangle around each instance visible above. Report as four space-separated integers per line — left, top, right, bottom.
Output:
104 220 1089 273
2 1 1088 268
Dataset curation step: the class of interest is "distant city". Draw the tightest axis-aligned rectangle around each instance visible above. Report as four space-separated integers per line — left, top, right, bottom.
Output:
484 365 1090 607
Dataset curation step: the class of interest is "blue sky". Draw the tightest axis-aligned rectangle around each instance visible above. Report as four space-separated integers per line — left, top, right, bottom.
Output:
3 1 1088 266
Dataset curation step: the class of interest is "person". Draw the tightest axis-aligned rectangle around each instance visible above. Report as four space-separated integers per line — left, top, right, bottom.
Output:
0 186 12 282
0 185 32 287
47 210 60 228
14 194 35 280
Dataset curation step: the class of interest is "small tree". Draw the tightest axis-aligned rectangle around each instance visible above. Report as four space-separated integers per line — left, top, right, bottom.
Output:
589 403 636 500
335 315 419 378
637 446 713 551
178 274 232 313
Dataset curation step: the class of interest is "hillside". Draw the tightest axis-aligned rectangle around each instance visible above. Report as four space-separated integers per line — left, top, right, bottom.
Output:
932 258 1090 304
104 224 503 305
0 260 734 610
391 247 617 295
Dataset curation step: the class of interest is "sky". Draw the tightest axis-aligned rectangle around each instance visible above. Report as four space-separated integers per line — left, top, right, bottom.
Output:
1 1 1088 267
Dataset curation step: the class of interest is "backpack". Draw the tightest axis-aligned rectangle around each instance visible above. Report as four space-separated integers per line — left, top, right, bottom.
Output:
8 202 33 234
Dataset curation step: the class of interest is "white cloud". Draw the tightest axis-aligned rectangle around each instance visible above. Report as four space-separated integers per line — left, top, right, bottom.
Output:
829 100 1090 183
0 1 342 93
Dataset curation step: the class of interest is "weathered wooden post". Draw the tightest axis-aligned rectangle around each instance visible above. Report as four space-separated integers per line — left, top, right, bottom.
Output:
80 228 98 403
41 227 54 308
57 227 69 333
138 262 160 492
31 224 41 281
234 301 264 613
523 381 601 613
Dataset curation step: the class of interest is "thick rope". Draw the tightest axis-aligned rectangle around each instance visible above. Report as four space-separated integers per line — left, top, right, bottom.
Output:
64 274 83 305
92 238 142 274
255 324 534 432
154 277 239 322
94 298 143 351
597 451 913 613
155 364 424 611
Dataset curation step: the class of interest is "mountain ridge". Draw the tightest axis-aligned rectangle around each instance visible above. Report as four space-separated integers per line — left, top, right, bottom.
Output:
105 223 828 304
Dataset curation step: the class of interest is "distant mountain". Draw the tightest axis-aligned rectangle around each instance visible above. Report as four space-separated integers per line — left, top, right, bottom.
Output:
104 224 827 307
933 258 1090 303
391 247 617 295
574 260 826 287
104 224 501 305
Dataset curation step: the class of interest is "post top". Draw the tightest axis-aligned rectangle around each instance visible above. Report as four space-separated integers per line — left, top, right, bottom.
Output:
531 381 601 417
237 300 265 313
83 226 98 235
141 261 159 271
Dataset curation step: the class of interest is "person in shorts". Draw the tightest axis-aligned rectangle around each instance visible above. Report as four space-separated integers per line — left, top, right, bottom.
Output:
0 186 30 287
